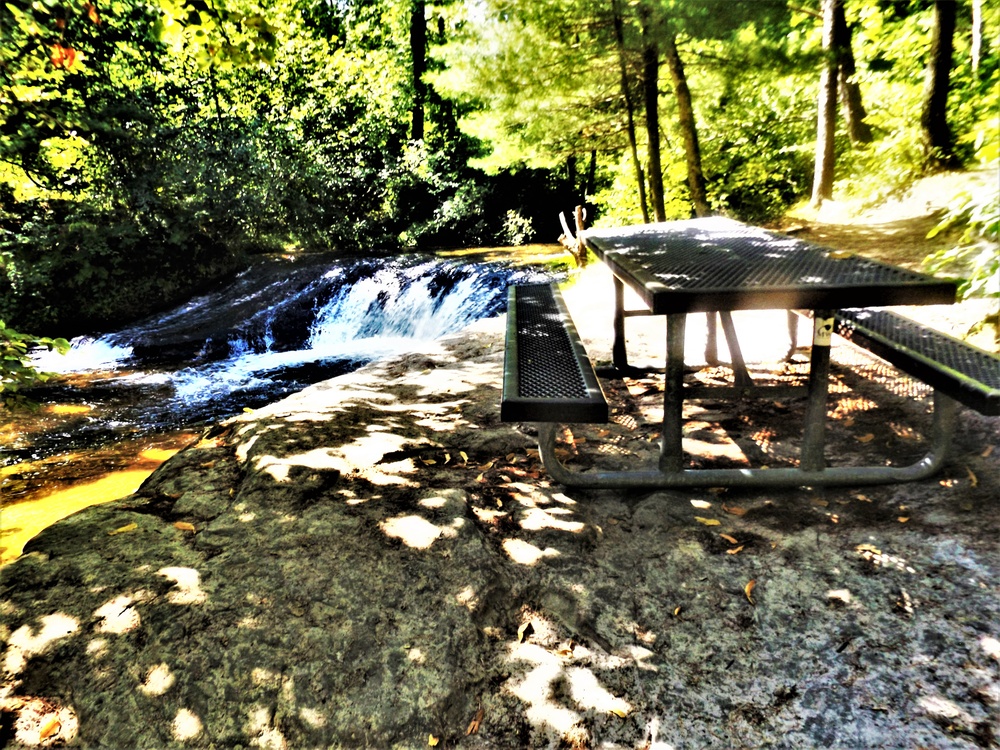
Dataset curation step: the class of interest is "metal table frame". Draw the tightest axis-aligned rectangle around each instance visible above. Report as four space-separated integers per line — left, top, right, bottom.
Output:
537 217 958 489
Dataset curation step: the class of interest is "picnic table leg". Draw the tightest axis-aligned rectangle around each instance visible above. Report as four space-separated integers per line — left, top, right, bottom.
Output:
612 275 629 371
705 312 720 365
660 313 687 473
801 311 835 472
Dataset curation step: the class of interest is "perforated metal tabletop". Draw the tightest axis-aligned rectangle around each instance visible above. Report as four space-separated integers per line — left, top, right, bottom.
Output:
582 217 956 314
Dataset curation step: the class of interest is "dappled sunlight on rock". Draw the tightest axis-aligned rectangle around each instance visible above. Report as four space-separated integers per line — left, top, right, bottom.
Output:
7 695 79 747
503 538 561 566
3 613 79 675
156 567 207 605
246 705 288 750
139 663 175 696
565 666 631 716
93 594 142 634
172 708 203 742
380 514 455 550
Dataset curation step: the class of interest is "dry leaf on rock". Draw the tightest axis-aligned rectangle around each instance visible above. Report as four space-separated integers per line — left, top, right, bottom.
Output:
466 707 484 736
108 522 138 536
745 580 757 605
727 545 745 555
722 504 747 516
694 516 720 526
856 433 875 443
720 533 739 544
966 467 978 487
173 522 196 533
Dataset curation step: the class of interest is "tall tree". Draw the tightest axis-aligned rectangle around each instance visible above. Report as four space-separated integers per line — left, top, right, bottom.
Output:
811 0 840 208
611 0 649 222
640 6 666 222
921 0 958 168
833 1 872 144
663 31 709 217
410 0 427 141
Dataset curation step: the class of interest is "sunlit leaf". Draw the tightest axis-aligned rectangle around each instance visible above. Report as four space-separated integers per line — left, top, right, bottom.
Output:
609 707 629 718
744 580 756 605
694 516 720 526
475 473 485 483
174 521 196 533
38 715 60 741
690 499 712 509
720 533 739 544
459 451 469 463
466 707 484 735
506 453 516 462
722 504 747 516
982 446 994 458
726 545 745 555
855 433 875 443
966 467 978 487
856 543 881 555
428 734 440 746
672 606 682 617
109 522 138 535
897 516 909 523
443 453 451 465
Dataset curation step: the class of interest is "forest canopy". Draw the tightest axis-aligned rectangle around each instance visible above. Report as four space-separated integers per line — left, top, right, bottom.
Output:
1 0 997 345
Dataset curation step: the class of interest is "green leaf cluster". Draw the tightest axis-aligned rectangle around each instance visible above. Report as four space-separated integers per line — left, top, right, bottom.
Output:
0 319 69 410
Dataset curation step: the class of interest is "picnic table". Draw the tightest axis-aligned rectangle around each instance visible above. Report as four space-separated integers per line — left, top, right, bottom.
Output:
502 217 999 489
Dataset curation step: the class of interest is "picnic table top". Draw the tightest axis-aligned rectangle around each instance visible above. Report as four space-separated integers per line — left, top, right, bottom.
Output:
581 217 957 314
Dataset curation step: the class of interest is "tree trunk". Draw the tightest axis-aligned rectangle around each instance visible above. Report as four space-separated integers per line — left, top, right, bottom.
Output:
921 0 958 168
971 0 983 76
611 0 649 223
640 11 665 222
833 2 872 145
664 32 710 218
585 149 597 199
410 0 427 142
811 0 839 208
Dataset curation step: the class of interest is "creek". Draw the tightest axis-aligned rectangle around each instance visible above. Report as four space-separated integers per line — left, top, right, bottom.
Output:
0 251 556 563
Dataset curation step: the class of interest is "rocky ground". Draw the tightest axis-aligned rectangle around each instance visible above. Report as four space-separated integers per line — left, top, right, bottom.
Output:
1 176 998 749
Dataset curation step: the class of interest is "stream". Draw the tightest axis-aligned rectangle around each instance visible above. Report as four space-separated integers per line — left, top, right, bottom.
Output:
1 251 555 563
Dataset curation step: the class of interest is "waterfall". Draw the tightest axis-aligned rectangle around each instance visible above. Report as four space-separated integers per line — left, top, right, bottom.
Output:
25 254 550 446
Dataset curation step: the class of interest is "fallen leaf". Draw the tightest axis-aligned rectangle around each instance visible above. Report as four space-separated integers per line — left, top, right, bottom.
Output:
690 499 712 509
173 521 196 533
966 467 978 487
898 517 909 523
109 522 138 536
506 453 517 462
745 580 756 605
856 433 875 443
726 545 745 555
466 707 484 736
420 458 437 466
854 494 872 503
856 543 881 555
694 516 721 526
428 734 440 747
39 715 60 741
812 499 829 507
720 533 739 544
609 707 629 718
500 475 512 483
459 451 469 463
479 461 495 471
444 453 451 465
475 473 485 483
517 621 534 643
673 606 683 617
982 445 994 458
722 504 747 516
843 416 855 427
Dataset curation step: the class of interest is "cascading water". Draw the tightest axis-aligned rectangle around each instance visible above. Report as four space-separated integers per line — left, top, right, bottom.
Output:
17 253 552 462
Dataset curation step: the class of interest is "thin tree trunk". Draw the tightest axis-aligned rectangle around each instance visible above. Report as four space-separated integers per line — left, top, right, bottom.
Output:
811 0 839 208
585 149 597 199
611 0 649 223
640 10 665 222
972 0 983 76
921 0 958 168
833 2 872 144
664 32 710 218
410 0 427 141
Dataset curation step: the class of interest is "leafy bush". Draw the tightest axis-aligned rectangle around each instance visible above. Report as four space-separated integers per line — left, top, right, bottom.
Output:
0 320 69 409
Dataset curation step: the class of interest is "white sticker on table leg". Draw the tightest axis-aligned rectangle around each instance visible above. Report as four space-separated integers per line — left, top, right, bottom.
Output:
814 316 834 346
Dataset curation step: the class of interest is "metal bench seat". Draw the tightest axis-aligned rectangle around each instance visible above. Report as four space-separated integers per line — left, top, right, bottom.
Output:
501 283 608 424
835 308 1000 416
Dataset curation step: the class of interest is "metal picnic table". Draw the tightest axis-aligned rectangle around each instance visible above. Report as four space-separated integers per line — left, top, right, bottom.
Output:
536 216 959 488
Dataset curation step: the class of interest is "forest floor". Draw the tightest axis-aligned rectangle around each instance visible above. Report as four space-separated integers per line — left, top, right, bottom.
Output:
1 171 998 749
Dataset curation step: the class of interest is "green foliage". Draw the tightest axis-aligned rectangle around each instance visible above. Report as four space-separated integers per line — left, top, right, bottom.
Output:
923 173 1000 303
0 319 69 410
